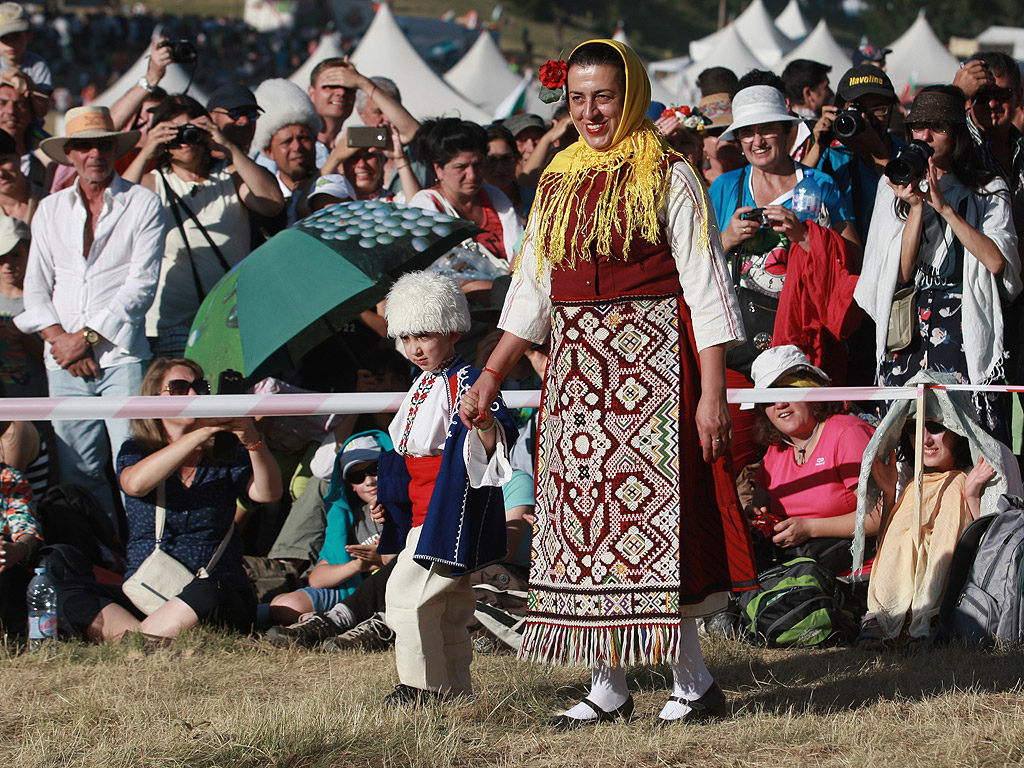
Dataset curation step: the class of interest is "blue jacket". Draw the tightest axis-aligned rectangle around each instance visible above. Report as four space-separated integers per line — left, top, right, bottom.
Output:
376 361 518 576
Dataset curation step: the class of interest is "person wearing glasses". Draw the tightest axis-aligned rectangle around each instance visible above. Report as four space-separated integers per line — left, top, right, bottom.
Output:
45 358 281 642
855 86 1023 443
123 93 283 358
482 124 532 225
811 64 903 243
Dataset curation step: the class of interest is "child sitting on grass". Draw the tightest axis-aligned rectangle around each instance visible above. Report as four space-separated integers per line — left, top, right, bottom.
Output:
376 271 516 706
262 432 392 625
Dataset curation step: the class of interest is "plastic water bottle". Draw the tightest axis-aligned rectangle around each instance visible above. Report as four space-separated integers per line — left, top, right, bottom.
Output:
27 567 58 648
791 175 823 223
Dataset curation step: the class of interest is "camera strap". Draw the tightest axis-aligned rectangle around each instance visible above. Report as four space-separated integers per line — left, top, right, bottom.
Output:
158 170 232 301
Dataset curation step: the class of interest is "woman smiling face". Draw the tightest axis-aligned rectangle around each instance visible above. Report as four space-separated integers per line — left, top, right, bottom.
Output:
567 63 625 151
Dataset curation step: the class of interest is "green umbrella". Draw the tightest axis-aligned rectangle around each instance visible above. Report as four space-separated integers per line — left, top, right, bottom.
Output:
185 200 481 384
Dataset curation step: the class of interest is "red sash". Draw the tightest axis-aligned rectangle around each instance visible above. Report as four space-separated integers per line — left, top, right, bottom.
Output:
406 455 443 528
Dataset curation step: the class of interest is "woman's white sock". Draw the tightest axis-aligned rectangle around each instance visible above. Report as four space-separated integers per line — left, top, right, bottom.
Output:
659 618 715 721
561 663 630 719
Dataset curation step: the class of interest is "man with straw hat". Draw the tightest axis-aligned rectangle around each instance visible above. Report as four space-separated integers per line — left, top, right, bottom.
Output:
16 105 165 531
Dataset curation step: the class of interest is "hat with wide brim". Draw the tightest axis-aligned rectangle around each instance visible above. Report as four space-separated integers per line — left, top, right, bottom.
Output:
719 85 802 141
40 106 139 165
740 344 831 410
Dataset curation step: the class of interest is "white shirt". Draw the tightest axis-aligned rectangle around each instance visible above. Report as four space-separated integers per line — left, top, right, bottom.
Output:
388 362 512 489
16 173 166 370
499 160 744 352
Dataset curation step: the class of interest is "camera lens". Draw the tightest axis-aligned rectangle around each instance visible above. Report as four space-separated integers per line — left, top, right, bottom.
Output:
833 109 865 140
162 39 198 65
885 140 934 185
175 124 204 146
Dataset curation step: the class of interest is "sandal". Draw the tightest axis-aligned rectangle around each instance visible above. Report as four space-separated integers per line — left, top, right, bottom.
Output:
654 682 727 727
547 695 635 731
855 617 893 651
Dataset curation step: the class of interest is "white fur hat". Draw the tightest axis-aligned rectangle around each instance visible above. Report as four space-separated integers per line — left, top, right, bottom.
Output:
252 78 323 153
385 271 471 339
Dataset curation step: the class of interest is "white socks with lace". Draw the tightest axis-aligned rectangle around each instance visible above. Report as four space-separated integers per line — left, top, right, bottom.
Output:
561 663 631 720
658 618 715 721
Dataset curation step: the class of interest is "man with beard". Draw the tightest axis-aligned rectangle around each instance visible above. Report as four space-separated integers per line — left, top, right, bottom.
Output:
253 79 322 226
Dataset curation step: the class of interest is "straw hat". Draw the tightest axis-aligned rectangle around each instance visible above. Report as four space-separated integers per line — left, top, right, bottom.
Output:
40 106 139 165
719 86 801 141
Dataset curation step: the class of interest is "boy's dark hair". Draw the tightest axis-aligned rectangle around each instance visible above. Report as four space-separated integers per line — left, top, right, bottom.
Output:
781 59 832 106
697 66 739 98
736 68 786 95
973 51 1021 89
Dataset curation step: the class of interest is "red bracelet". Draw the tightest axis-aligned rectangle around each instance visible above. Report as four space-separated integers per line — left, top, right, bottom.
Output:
483 367 504 384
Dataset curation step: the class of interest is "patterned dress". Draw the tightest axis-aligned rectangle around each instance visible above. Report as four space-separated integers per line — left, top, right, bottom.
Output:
499 158 757 667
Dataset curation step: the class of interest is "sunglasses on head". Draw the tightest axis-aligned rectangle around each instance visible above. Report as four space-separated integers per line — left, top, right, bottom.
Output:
904 420 946 436
164 378 211 396
212 107 261 121
347 461 378 485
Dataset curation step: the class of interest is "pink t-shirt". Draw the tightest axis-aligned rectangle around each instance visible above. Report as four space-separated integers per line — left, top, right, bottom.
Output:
756 413 874 520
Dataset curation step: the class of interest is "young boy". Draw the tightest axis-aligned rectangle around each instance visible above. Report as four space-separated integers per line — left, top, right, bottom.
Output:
263 431 392 625
377 271 516 705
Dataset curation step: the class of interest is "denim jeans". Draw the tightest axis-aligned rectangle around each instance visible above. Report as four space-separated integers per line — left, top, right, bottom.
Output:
47 360 148 534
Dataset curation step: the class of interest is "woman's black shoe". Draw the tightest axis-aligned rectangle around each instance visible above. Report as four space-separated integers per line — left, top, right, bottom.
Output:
382 684 442 707
547 695 635 731
654 681 727 727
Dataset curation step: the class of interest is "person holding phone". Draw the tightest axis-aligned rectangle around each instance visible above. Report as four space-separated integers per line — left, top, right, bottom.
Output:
47 358 281 642
123 94 284 357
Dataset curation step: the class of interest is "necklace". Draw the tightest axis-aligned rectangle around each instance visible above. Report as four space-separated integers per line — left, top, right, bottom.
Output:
782 420 822 465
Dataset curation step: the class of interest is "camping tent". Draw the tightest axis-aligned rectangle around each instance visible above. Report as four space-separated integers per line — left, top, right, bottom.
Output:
444 31 522 117
780 19 853 80
733 0 796 68
288 31 346 88
775 0 811 43
685 24 762 101
690 26 725 63
885 10 960 98
244 0 295 32
976 25 1024 59
92 49 207 108
349 3 491 124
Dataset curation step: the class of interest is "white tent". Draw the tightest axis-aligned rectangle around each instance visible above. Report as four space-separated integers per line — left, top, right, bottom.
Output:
976 25 1024 59
775 0 811 42
690 26 725 63
288 31 346 88
886 10 960 97
780 19 853 80
650 55 691 102
244 0 295 33
685 24 763 100
733 0 796 68
349 3 491 124
92 50 207 108
443 31 522 117
612 25 630 47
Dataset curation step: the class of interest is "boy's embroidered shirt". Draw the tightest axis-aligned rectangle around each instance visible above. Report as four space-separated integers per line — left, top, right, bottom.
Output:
388 357 512 489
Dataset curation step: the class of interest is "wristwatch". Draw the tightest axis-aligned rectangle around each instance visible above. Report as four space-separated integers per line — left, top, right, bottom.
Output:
82 327 100 345
137 76 154 94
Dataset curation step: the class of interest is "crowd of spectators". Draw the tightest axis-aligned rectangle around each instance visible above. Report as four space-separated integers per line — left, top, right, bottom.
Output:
0 0 1022 667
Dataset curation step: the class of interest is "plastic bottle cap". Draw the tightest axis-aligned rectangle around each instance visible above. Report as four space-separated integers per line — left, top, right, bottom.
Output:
34 567 45 574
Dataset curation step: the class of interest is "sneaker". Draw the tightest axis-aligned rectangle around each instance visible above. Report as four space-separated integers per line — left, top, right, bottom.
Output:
382 683 442 707
264 612 345 648
322 613 395 652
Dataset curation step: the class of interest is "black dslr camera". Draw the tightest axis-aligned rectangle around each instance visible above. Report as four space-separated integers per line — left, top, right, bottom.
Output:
159 39 198 65
833 107 866 139
172 123 205 146
885 140 934 185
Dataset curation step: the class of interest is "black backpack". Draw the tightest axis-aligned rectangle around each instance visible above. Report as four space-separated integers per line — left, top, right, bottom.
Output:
736 557 848 647
35 484 125 576
938 494 1024 647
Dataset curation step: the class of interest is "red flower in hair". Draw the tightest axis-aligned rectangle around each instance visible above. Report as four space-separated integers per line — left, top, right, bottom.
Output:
539 59 568 90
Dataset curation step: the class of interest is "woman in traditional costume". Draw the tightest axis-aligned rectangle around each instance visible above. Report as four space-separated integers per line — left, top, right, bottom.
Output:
459 39 757 727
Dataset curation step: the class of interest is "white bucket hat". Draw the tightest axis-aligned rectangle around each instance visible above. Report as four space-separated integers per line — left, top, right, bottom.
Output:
719 85 802 142
741 345 831 410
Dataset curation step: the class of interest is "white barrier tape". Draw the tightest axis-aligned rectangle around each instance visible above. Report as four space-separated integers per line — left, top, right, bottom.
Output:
0 390 544 421
0 382 1014 421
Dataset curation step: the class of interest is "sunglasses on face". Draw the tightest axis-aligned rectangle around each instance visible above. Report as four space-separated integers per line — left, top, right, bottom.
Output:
908 122 952 135
904 420 947 436
485 153 516 167
212 107 261 122
973 87 1014 105
164 378 211 395
347 461 378 485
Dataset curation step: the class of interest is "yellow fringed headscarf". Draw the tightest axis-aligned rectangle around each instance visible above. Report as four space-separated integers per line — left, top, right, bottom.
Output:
526 39 694 275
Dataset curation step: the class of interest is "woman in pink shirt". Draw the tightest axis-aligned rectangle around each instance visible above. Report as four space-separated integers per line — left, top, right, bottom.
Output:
746 346 880 573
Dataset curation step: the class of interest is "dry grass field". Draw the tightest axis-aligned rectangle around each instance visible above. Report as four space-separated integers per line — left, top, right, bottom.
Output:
5 628 1024 767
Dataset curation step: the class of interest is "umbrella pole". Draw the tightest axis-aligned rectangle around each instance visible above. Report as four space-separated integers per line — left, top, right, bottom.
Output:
914 384 926 551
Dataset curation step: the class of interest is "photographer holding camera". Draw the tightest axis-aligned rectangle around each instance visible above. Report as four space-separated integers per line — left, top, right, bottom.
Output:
123 94 284 357
855 86 1023 442
812 64 903 243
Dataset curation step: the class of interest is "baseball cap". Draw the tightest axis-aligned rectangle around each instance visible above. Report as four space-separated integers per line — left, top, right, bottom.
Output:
502 113 547 138
0 214 28 256
207 82 262 114
741 345 831 410
339 434 387 480
836 64 896 104
0 3 29 37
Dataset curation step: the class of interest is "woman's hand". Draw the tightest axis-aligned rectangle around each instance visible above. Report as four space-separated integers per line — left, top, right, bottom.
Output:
965 455 995 519
922 157 951 216
0 538 33 574
655 113 681 138
383 124 404 161
871 449 898 492
772 516 812 547
887 176 925 208
141 120 178 156
193 114 233 157
695 388 731 463
459 373 501 429
344 543 384 569
764 204 809 248
722 207 761 252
